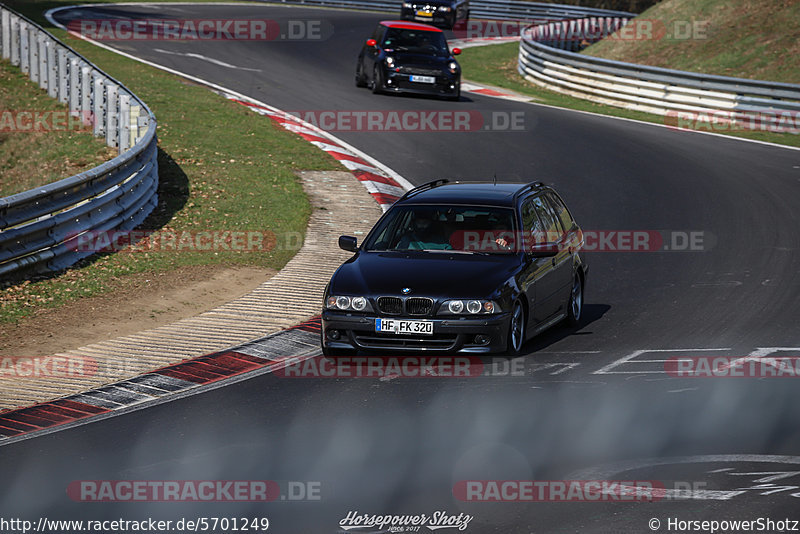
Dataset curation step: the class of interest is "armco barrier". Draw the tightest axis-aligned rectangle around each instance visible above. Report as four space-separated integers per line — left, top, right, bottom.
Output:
518 18 800 126
0 5 157 278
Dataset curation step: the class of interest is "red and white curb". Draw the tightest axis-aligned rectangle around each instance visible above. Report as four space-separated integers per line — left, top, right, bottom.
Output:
0 318 323 445
226 97 410 211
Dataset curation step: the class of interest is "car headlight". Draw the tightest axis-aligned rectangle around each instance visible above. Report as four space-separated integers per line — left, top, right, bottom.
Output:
448 61 459 74
385 56 395 67
438 5 452 11
403 2 413 7
439 299 499 315
326 295 373 312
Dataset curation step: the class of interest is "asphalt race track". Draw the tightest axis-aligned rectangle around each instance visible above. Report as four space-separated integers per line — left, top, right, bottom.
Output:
2 4 799 533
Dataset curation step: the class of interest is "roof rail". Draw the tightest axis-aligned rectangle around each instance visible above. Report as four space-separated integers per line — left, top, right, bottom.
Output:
398 179 450 201
511 181 546 203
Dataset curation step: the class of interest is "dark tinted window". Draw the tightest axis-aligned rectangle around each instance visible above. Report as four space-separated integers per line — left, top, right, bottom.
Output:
382 28 448 55
364 204 516 253
546 192 574 235
529 196 560 243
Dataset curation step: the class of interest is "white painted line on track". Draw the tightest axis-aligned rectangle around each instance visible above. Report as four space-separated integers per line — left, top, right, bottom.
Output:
153 48 262 72
593 348 732 375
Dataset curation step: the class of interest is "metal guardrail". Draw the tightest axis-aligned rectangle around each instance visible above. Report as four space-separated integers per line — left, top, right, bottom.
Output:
518 17 800 125
0 5 158 278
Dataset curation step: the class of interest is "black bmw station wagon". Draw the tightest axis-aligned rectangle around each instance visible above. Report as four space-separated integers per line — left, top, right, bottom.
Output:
321 180 588 356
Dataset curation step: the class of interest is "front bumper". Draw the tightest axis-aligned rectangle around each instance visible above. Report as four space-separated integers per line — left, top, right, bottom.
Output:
321 311 511 354
382 70 460 97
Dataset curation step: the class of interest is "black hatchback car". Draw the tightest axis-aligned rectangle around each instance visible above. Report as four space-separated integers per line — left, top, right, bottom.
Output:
400 0 469 29
355 21 461 100
321 180 588 356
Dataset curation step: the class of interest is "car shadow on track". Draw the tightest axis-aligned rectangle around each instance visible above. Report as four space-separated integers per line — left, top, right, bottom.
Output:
518 303 611 356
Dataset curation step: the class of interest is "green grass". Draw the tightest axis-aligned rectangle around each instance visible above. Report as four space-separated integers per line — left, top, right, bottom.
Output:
584 0 800 84
0 60 116 196
0 1 341 323
458 42 800 149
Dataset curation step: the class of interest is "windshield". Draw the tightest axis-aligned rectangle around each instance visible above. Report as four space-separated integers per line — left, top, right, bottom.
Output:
382 28 449 56
363 204 517 254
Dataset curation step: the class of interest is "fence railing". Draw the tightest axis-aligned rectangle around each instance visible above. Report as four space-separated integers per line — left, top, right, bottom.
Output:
518 17 800 128
0 5 158 278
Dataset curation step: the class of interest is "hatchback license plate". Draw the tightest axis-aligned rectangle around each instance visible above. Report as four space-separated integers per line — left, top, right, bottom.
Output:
376 318 433 335
416 10 432 16
410 75 436 84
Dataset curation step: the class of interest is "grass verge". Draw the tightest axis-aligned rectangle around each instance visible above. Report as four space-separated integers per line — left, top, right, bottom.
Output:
458 42 800 149
0 1 341 324
0 60 116 197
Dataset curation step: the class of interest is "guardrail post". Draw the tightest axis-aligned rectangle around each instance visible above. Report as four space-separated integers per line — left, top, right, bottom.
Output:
93 74 106 137
47 39 57 98
19 21 28 73
106 83 119 147
58 48 69 103
68 55 79 115
80 65 92 126
9 14 19 65
29 27 39 83
119 92 131 153
1 9 10 60
39 36 49 91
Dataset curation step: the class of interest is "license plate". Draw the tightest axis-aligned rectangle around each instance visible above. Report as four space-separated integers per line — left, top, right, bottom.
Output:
376 318 433 335
410 75 436 84
416 10 433 16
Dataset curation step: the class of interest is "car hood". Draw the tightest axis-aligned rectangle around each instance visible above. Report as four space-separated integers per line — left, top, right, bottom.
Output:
330 251 518 300
389 51 452 66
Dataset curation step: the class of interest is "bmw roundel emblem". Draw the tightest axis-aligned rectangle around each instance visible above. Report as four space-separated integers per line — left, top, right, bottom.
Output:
401 287 411 294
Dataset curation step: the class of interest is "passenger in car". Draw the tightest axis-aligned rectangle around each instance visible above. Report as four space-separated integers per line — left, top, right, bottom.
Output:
396 212 452 250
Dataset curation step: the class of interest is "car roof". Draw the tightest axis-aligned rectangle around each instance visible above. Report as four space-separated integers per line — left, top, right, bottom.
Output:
380 21 444 33
397 182 548 207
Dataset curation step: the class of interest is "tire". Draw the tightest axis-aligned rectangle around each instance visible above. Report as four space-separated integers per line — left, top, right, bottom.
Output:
506 300 525 356
355 61 367 88
566 271 583 326
372 66 383 94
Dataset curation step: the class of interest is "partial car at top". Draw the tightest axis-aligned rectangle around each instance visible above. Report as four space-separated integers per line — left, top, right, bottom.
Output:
399 0 469 29
355 21 461 100
322 180 588 356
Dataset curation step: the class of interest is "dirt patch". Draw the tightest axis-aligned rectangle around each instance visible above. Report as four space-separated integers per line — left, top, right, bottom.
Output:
0 265 275 357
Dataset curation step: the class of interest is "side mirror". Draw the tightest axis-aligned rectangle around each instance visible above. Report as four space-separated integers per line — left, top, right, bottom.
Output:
452 47 462 55
529 242 559 258
366 39 377 47
339 235 358 253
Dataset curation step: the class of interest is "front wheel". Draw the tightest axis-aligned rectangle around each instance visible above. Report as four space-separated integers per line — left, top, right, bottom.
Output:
372 66 383 94
566 272 583 326
355 61 367 87
506 300 525 356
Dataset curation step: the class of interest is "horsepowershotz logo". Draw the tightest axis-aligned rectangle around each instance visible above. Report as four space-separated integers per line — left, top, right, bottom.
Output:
338 510 473 531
